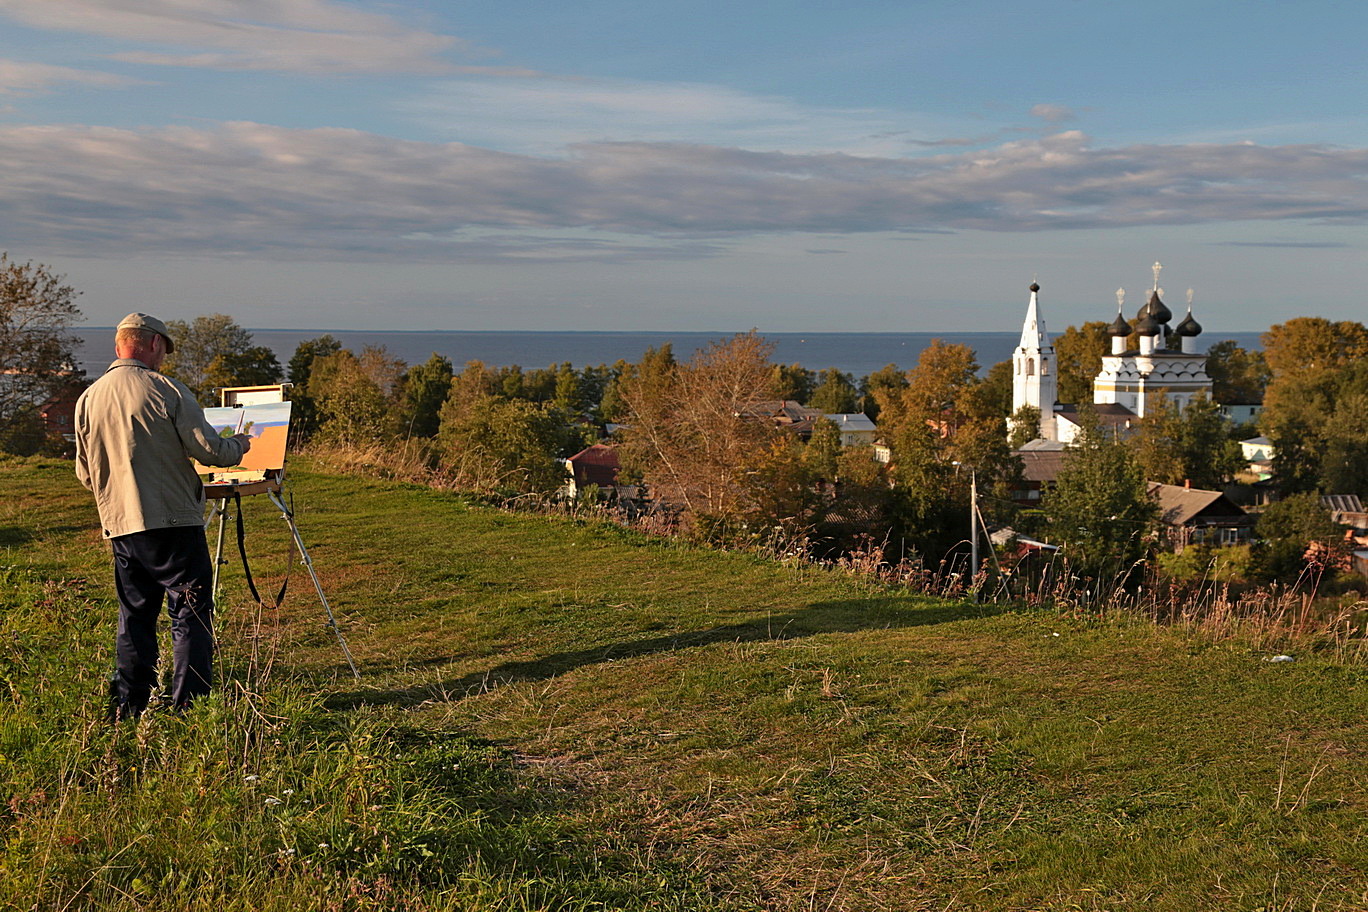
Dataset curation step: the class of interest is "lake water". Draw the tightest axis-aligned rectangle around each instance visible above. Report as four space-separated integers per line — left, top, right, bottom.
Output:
74 328 1265 380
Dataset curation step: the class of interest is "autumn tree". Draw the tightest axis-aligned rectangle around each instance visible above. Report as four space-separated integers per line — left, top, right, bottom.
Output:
442 360 501 425
1053 321 1110 405
618 332 776 521
872 341 1003 559
1259 318 1368 495
858 363 905 421
0 254 83 454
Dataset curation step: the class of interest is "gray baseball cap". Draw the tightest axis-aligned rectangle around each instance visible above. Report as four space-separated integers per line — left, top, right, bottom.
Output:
116 312 175 353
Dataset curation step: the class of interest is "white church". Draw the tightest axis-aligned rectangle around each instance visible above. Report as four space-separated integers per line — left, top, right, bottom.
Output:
1012 263 1212 445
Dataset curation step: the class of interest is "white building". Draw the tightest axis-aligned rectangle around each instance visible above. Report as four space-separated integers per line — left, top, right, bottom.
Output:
825 412 878 447
1012 264 1214 444
1010 281 1058 441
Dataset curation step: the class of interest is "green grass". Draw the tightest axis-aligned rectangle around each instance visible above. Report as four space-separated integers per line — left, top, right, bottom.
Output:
4 454 1368 910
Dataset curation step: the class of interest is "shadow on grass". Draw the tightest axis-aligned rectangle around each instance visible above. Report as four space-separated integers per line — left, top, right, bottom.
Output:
327 596 1008 710
0 524 88 546
0 526 34 546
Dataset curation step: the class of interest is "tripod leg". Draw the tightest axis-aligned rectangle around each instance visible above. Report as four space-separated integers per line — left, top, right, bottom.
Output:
268 491 360 680
208 500 228 603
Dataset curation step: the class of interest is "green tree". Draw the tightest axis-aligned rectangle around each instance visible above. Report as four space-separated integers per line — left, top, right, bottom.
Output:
163 314 281 405
1251 492 1346 583
0 254 82 454
553 362 581 414
742 435 825 534
1205 340 1270 405
961 358 1014 422
438 394 570 494
285 335 342 443
1135 394 1242 489
1008 405 1041 450
1320 391 1368 496
802 417 843 481
1046 421 1156 580
578 363 616 418
402 353 454 438
1053 322 1110 405
308 346 405 446
597 360 633 422
771 363 816 402
808 368 859 414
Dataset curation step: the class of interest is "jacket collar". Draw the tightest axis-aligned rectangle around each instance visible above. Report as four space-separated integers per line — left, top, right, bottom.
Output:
108 358 155 371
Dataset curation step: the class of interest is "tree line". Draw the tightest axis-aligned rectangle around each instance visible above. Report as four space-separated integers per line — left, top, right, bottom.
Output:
2 254 1363 588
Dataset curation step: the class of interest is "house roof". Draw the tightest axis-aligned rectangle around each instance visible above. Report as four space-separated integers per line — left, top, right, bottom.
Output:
567 444 620 487
824 413 876 431
1018 438 1066 452
1055 402 1139 429
1147 482 1249 526
1241 435 1273 446
744 399 825 420
1321 494 1363 514
568 444 619 468
1016 449 1071 484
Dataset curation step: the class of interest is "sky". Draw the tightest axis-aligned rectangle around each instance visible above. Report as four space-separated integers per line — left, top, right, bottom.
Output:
1 0 1366 333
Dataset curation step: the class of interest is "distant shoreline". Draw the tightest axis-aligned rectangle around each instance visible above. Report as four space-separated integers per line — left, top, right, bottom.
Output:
75 328 1266 380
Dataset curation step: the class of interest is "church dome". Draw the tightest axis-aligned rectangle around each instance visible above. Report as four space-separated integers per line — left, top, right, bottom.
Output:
1176 310 1203 337
1135 312 1161 336
1107 311 1132 336
1144 289 1172 325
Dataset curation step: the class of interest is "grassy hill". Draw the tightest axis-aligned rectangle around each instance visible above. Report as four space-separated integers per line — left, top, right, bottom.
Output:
3 455 1368 911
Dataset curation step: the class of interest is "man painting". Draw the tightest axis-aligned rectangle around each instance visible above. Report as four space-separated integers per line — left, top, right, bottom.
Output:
75 313 253 718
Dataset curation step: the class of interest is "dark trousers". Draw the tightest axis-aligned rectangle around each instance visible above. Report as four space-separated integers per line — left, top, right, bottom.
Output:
109 525 216 715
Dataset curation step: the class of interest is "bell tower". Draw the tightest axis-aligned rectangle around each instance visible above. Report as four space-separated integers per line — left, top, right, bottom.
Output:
1011 281 1057 440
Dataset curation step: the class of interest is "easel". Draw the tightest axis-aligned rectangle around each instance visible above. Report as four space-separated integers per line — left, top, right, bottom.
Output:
202 385 359 680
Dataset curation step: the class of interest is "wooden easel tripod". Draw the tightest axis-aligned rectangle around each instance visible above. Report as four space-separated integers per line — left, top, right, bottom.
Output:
204 470 360 680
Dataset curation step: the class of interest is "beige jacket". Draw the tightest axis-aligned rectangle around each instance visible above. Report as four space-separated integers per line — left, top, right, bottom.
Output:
75 359 247 539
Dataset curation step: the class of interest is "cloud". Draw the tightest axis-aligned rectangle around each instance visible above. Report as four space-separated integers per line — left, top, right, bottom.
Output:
0 58 141 95
1030 104 1076 123
402 77 968 156
0 0 472 74
2 123 1367 262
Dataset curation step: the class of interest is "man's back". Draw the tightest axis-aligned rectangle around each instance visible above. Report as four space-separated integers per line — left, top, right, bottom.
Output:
76 359 244 539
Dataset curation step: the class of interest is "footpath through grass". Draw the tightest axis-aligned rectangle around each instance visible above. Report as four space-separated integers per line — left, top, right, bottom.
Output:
4 455 1368 911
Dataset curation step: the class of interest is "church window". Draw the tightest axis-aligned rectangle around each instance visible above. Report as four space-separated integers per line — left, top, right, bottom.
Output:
1026 358 1035 376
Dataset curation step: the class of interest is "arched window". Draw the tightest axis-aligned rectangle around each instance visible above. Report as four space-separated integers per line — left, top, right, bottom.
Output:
1026 358 1035 376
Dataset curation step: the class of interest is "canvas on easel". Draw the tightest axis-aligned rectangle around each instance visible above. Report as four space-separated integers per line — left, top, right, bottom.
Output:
194 400 292 481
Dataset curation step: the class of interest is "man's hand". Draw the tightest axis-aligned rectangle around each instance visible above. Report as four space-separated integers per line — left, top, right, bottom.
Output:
233 433 252 455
